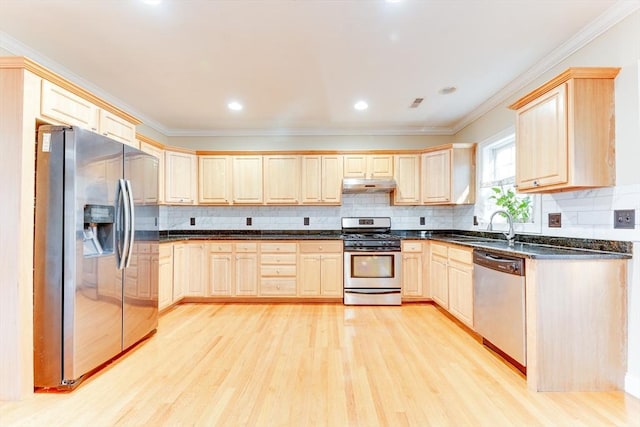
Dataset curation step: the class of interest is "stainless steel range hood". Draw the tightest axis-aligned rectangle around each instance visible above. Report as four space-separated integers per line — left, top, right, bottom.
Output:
342 178 397 193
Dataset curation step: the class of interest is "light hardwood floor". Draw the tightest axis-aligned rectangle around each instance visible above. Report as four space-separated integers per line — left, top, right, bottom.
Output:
2 303 639 426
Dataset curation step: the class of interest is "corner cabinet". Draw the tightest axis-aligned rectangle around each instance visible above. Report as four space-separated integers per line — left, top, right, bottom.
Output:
421 145 475 205
509 67 619 193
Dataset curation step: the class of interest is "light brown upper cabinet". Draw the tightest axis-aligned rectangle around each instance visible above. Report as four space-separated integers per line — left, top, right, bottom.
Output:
509 67 619 193
165 149 197 204
421 145 475 205
138 138 165 204
343 154 394 178
394 154 421 205
41 79 138 148
301 155 343 205
198 155 232 204
263 155 300 204
232 155 263 204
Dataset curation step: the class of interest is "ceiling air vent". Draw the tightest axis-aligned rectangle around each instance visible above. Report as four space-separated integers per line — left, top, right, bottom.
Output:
409 98 424 108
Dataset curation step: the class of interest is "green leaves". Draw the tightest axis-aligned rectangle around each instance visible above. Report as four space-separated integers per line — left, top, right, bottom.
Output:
489 186 532 222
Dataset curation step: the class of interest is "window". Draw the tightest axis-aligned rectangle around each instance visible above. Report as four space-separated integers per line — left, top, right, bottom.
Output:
476 128 541 234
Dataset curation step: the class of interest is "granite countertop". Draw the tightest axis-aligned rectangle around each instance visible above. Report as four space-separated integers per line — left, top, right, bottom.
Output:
160 230 632 260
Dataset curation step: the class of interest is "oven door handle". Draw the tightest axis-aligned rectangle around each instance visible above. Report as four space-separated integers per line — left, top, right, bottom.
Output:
344 289 401 295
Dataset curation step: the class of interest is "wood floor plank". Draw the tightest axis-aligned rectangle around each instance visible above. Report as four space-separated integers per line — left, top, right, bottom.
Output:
1 303 639 426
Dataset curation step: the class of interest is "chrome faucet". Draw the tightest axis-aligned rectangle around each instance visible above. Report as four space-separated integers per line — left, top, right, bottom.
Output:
488 210 516 247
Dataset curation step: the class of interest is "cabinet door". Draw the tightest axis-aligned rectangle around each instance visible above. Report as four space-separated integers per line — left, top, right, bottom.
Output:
165 151 197 204
422 150 451 204
40 80 99 131
139 141 165 204
235 253 258 295
322 155 343 203
99 109 137 147
158 245 174 310
516 83 568 190
199 156 232 204
301 156 322 204
448 261 474 327
343 155 368 178
402 252 423 296
264 155 300 204
209 251 233 296
232 156 263 204
184 243 206 296
299 254 321 296
368 155 394 178
320 254 343 296
172 244 186 301
394 154 421 205
430 252 449 308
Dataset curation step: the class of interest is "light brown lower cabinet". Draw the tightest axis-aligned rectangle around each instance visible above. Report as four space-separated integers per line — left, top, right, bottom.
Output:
298 241 343 297
160 240 344 301
429 242 474 327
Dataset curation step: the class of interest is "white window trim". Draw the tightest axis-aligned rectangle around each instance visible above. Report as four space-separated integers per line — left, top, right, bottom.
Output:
475 127 542 235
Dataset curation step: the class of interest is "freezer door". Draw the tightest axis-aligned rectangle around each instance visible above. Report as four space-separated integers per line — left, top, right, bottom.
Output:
65 127 125 383
122 146 159 350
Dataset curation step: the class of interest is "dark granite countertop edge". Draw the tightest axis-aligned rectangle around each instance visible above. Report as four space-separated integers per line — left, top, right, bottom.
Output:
159 229 633 259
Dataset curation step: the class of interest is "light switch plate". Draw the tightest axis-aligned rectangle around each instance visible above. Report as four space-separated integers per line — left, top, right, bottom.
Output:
614 209 635 229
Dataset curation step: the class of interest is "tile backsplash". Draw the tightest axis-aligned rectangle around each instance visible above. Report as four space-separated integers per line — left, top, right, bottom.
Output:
160 184 640 242
160 194 454 231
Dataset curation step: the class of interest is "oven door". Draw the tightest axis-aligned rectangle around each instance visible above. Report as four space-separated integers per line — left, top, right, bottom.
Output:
343 251 401 305
344 251 400 289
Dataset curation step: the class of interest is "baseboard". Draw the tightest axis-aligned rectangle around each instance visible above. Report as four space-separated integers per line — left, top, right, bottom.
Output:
625 372 640 398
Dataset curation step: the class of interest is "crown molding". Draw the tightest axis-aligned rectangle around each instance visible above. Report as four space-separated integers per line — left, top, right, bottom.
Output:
163 126 456 137
450 0 640 134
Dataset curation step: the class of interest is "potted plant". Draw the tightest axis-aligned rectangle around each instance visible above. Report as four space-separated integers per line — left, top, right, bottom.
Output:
489 186 532 222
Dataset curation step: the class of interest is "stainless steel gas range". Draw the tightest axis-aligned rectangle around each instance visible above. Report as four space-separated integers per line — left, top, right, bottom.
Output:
342 217 401 305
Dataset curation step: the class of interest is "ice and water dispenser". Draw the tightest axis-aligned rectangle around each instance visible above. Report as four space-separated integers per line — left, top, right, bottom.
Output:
83 204 115 256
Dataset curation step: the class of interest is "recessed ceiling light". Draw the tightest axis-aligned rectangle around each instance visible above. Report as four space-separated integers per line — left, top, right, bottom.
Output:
439 86 457 95
228 101 243 111
354 100 368 111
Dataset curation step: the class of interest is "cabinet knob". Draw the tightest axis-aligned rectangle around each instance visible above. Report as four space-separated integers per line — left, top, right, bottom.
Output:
533 181 540 187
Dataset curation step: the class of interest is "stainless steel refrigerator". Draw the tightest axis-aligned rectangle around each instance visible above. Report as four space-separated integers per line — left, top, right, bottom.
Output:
34 125 159 389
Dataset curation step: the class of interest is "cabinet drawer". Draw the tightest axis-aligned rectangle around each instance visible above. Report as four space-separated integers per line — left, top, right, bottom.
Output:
235 242 258 253
210 243 233 252
261 242 297 253
260 265 296 277
299 241 343 253
431 243 448 257
261 254 297 265
448 246 472 264
260 279 297 296
402 241 422 253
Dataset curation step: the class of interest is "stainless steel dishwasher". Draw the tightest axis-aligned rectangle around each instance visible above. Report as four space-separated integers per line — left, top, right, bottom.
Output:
473 250 526 372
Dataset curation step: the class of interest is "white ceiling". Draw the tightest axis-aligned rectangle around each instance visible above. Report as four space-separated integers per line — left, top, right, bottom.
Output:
0 0 637 137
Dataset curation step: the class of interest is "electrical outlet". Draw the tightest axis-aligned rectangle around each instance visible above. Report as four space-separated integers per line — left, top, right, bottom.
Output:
473 215 478 226
548 213 561 228
614 209 635 229
246 217 252 226
304 217 310 226
419 217 425 226
190 217 196 226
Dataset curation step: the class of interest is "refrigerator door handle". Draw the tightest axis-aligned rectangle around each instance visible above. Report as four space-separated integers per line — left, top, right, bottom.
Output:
124 179 135 268
118 178 131 270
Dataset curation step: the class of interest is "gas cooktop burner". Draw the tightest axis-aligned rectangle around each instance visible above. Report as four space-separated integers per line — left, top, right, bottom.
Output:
341 233 400 240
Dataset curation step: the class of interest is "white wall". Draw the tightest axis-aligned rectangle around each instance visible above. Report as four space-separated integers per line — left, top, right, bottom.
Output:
453 9 640 398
